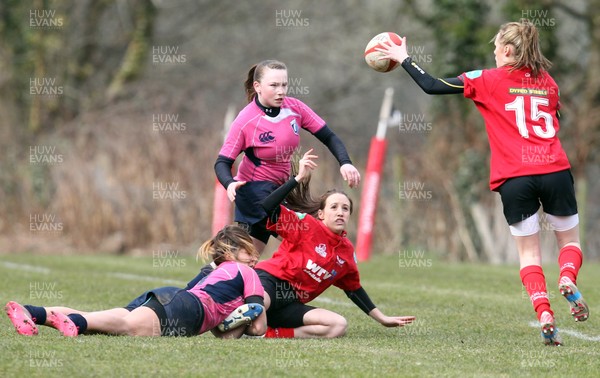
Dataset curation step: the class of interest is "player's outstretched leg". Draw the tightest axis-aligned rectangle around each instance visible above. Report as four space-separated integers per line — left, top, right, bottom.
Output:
5 301 39 336
218 304 264 332
540 311 562 346
559 276 589 322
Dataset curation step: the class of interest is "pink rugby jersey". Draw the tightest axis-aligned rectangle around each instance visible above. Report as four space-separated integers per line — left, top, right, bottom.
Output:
187 261 264 334
219 97 326 185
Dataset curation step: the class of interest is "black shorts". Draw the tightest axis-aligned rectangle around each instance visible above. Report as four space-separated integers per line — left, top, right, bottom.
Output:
497 169 578 225
234 181 280 243
124 286 180 311
139 287 204 337
125 264 215 311
256 269 315 328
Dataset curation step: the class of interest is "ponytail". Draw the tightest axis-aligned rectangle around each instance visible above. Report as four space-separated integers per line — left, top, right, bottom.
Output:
244 65 258 103
284 177 321 217
493 18 551 77
283 161 353 217
196 224 257 265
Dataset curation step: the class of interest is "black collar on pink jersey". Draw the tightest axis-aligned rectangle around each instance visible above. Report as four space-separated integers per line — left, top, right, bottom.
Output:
255 96 281 117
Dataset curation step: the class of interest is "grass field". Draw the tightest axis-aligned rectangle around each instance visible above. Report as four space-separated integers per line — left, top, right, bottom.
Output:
1 252 599 377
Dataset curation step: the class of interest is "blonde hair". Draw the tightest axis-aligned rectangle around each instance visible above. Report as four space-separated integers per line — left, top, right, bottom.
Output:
244 60 287 103
493 18 551 77
197 225 258 265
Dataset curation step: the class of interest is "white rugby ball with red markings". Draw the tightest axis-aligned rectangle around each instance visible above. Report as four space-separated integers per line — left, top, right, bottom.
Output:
364 32 402 73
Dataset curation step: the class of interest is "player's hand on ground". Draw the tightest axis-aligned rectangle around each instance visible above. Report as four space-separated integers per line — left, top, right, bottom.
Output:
375 36 409 64
378 315 416 328
226 181 246 202
295 149 318 183
340 164 361 188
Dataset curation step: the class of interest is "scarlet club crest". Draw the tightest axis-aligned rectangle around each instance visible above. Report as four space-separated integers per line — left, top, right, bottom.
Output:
315 243 327 257
290 119 299 135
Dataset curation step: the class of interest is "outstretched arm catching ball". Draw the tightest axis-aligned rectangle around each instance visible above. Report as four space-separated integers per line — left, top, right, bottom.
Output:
376 36 464 95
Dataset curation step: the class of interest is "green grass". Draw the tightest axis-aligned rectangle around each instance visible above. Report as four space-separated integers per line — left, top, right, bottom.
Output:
1 253 599 377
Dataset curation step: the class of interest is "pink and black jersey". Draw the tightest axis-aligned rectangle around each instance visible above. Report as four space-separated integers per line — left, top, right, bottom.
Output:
255 205 361 303
219 97 326 185
187 261 264 334
460 67 570 190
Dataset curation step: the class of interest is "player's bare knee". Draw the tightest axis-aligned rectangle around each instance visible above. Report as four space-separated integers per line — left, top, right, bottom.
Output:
123 318 142 336
328 315 347 338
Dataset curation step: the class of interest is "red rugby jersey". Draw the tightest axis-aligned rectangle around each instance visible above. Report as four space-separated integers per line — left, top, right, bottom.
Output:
460 66 571 190
255 205 361 303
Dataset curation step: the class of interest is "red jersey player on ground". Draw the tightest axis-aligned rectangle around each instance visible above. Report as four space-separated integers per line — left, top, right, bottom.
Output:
254 149 415 338
376 19 589 345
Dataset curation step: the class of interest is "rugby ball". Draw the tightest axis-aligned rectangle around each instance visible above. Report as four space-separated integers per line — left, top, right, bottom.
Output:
364 32 402 73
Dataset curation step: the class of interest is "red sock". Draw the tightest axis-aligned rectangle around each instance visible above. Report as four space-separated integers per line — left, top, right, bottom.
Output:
520 265 552 320
265 326 294 338
558 244 583 284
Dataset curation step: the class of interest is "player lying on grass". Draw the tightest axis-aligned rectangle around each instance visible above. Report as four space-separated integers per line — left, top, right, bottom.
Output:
5 225 266 338
376 19 589 346
189 149 416 338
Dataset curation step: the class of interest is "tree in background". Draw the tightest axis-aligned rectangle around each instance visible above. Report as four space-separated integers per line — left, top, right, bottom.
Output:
0 0 598 260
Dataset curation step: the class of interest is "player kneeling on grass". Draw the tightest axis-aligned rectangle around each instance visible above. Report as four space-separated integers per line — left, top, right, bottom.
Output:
249 149 415 338
5 225 267 339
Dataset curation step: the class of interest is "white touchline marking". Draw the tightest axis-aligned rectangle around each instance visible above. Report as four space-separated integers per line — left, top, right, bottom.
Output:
311 296 353 307
1 262 51 274
107 272 186 286
312 296 389 309
1 261 186 286
528 321 600 342
4 261 388 310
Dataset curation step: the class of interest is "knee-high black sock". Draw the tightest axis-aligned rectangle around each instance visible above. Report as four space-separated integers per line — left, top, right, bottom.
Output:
67 314 88 334
24 305 47 325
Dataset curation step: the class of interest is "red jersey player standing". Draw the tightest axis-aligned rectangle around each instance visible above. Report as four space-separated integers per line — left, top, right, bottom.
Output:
254 149 415 338
215 60 361 255
377 19 589 345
